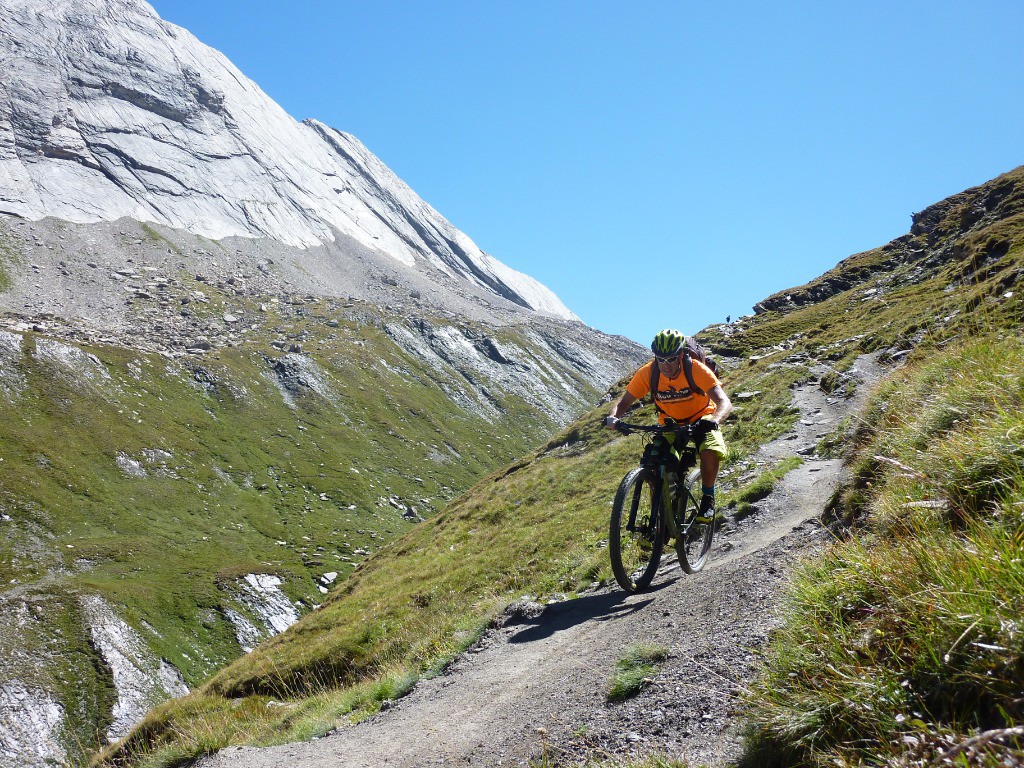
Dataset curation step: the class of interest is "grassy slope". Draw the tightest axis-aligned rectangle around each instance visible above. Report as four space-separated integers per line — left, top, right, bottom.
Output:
98 351 822 765
734 168 1024 766
0 300 611 764
100 166 1024 766
743 332 1024 767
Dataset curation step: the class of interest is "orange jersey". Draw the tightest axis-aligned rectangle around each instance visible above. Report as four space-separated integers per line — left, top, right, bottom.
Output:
625 359 720 424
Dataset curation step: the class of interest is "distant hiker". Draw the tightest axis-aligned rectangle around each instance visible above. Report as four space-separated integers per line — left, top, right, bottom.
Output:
726 315 731 323
604 329 733 523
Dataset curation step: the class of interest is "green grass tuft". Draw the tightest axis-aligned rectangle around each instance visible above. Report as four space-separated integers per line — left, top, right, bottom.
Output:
607 643 670 702
723 457 804 514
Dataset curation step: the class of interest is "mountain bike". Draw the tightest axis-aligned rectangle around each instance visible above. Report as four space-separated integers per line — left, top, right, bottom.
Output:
605 420 715 592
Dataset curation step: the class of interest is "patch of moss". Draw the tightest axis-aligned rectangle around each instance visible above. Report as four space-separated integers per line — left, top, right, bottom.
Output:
0 220 20 292
140 222 182 254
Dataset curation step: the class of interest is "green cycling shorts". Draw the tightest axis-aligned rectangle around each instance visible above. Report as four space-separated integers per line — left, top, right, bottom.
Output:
665 422 729 459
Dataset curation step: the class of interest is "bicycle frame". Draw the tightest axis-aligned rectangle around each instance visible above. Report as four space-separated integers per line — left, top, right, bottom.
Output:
617 420 699 509
608 419 715 589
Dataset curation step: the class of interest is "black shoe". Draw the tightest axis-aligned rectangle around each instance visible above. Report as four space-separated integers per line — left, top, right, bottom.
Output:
694 495 716 524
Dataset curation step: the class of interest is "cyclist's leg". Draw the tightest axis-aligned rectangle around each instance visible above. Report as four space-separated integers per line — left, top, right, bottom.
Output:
696 430 728 522
699 448 721 487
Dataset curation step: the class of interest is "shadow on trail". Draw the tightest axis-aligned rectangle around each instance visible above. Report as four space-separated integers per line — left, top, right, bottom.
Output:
506 578 677 645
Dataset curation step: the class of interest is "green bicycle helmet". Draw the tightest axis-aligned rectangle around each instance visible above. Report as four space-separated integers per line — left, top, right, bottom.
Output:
651 328 685 356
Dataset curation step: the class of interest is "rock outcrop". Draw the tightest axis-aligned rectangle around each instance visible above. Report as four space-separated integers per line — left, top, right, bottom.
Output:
753 166 1024 315
0 0 573 318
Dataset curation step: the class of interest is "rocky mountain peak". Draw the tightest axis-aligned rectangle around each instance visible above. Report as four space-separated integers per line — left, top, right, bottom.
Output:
0 0 575 318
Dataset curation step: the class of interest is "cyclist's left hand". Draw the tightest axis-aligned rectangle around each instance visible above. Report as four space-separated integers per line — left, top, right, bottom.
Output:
694 417 719 438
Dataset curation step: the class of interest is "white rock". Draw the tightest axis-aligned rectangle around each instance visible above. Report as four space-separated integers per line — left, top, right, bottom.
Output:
225 573 301 653
0 682 66 766
79 595 190 741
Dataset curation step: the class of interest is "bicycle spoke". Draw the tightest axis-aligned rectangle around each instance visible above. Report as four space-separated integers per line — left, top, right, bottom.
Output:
674 470 714 573
610 468 664 591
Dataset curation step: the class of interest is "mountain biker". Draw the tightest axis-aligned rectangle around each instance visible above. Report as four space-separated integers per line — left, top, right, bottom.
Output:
604 329 733 523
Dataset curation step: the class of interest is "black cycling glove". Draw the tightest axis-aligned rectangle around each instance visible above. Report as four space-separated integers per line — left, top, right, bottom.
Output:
693 418 719 438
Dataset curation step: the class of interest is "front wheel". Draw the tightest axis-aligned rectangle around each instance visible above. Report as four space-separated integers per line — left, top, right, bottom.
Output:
674 467 713 573
609 467 664 592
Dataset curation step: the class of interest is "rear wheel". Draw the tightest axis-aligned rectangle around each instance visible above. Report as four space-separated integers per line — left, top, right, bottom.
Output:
675 468 713 573
609 467 664 592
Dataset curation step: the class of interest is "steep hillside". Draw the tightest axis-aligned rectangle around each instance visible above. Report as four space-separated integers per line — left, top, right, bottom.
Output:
0 1 652 763
95 168 1024 767
742 333 1024 768
0 213 641 765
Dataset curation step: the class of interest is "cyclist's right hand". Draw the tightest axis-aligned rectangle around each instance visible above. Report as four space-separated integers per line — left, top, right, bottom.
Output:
604 415 632 433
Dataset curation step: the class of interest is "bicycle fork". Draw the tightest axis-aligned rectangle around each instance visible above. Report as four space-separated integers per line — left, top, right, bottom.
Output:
624 469 678 542
625 481 643 533
625 472 663 538
661 467 682 541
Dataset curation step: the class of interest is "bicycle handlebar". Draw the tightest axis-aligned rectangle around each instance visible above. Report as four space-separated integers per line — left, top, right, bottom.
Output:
611 421 671 434
605 418 710 437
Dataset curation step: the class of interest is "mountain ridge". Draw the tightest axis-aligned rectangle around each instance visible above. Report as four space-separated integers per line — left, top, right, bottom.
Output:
0 0 574 318
752 164 1024 315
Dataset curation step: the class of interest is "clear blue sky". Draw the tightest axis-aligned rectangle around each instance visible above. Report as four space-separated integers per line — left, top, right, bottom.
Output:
150 1 1023 346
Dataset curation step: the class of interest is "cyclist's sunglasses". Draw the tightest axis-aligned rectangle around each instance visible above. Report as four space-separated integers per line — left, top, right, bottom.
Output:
654 352 681 364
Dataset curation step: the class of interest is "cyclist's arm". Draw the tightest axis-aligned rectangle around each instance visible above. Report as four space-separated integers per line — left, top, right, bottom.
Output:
706 385 733 425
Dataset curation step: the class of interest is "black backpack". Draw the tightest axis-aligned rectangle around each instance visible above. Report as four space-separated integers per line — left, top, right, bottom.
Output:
649 337 717 416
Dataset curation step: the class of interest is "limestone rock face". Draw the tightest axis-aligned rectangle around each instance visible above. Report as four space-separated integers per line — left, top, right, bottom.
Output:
0 0 574 318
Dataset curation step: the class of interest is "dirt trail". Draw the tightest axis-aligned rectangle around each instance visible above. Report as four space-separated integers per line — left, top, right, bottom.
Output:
198 357 884 768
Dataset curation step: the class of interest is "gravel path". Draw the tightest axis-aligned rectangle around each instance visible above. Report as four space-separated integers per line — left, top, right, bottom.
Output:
197 357 884 768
